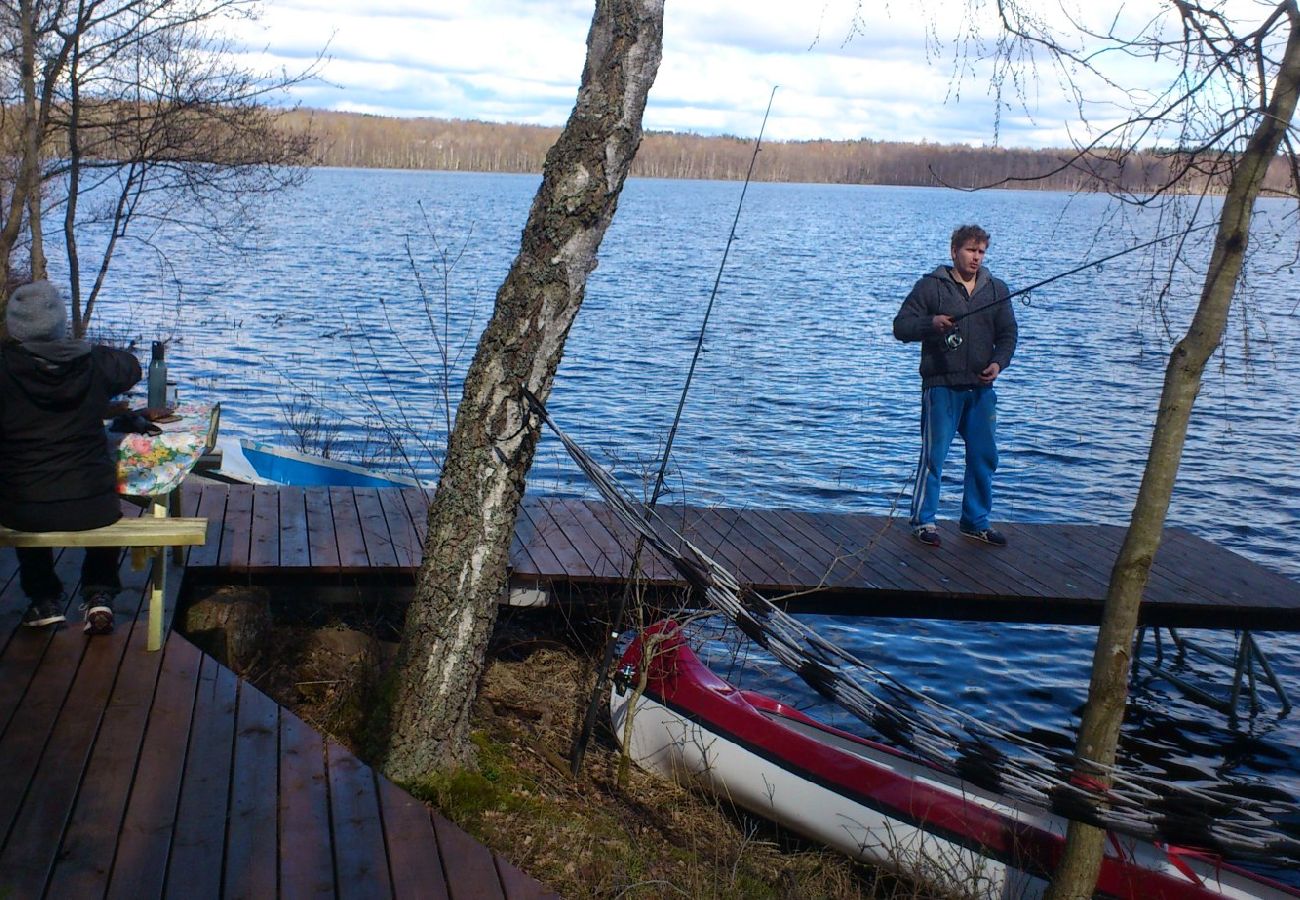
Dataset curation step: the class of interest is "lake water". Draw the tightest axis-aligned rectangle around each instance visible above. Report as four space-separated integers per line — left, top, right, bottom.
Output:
78 168 1300 879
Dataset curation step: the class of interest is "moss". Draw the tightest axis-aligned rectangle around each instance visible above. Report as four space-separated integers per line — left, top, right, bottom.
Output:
403 731 535 833
353 666 399 763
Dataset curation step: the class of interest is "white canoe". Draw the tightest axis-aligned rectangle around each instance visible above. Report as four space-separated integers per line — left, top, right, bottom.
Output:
610 623 1299 900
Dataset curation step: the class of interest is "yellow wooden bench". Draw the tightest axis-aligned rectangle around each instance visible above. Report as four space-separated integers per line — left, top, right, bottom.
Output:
0 516 208 651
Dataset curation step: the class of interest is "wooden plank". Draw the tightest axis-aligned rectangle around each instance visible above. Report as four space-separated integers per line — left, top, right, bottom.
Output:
528 498 601 580
165 656 238 900
378 487 423 568
865 518 996 598
1050 523 1208 607
637 502 743 587
279 711 335 898
0 548 79 733
0 517 207 548
583 498 678 582
0 587 139 896
354 487 400 569
954 523 1093 599
304 486 341 570
673 504 777 586
329 487 372 571
496 857 559 900
217 483 255 571
1151 528 1277 608
578 498 674 582
430 811 505 900
690 506 788 587
539 497 623 579
0 554 104 843
993 522 1111 599
248 483 283 571
731 507 837 589
512 499 567 579
801 511 933 594
375 776 450 900
184 483 228 568
224 682 281 900
108 636 203 900
1015 523 1207 621
848 515 977 597
326 741 394 898
401 486 431 545
568 496 670 582
507 511 541 577
746 508 852 590
278 484 312 569
896 521 1057 601
45 612 167 896
0 540 27 617
769 509 898 592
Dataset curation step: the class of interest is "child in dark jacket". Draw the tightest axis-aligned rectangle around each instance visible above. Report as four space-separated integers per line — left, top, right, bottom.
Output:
0 281 141 634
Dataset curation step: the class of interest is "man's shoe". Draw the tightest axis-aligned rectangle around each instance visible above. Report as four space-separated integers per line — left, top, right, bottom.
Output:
82 594 115 635
22 598 66 627
912 525 941 548
960 526 1008 547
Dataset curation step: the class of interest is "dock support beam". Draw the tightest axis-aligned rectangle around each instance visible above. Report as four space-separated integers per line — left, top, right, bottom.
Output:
1133 626 1292 720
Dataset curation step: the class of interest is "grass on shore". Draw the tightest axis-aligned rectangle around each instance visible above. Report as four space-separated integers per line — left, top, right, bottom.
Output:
248 603 939 899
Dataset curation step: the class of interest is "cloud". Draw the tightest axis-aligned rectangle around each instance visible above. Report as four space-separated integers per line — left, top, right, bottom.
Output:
231 0 1165 149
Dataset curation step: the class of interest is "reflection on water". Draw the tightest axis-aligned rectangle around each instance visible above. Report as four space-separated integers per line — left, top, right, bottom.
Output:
72 168 1300 882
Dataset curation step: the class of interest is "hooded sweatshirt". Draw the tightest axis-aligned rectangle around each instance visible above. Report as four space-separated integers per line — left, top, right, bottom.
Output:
0 339 141 530
893 264 1018 390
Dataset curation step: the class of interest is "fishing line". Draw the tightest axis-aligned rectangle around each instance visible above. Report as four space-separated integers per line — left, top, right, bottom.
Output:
950 220 1219 326
567 86 779 777
913 221 1220 512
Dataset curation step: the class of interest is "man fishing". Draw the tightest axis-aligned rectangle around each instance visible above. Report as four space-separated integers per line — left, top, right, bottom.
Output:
893 224 1017 548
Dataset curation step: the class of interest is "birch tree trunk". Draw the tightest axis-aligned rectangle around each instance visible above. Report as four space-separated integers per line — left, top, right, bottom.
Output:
19 0 44 282
1047 7 1300 895
384 0 664 781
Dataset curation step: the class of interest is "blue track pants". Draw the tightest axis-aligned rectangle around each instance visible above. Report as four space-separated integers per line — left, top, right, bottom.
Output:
909 385 998 532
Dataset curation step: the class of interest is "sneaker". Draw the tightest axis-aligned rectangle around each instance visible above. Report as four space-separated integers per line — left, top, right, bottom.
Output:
22 598 66 628
912 525 941 548
960 526 1008 547
82 594 115 635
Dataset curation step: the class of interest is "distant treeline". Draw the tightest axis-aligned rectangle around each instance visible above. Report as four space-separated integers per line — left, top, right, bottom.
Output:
280 109 1292 194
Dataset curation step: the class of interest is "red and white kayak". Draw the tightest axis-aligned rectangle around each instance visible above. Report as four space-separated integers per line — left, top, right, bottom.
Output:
610 623 1299 899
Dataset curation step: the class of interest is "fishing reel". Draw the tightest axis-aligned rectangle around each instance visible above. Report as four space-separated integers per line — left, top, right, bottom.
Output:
943 324 963 351
612 662 637 696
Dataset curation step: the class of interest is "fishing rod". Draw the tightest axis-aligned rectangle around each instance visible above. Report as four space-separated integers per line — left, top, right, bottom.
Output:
949 220 1219 324
566 86 778 777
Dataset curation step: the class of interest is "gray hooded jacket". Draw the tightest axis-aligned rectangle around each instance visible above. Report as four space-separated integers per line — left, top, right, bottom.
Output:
893 265 1017 390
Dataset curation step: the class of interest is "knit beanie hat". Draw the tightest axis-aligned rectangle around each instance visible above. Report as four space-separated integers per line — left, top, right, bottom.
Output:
7 281 67 343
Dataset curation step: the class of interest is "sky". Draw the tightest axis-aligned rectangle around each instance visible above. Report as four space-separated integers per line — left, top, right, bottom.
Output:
229 0 1180 149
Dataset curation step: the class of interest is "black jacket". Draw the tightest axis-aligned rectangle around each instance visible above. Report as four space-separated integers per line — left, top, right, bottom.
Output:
893 265 1018 390
0 340 141 530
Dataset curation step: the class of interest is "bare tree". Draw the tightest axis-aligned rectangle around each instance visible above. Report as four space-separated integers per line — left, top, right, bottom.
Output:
1047 6 1300 894
871 1 1300 894
0 0 319 334
383 0 665 780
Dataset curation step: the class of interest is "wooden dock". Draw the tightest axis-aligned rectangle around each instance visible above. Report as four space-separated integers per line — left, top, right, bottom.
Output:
3 481 1299 896
0 497 555 899
181 483 1300 631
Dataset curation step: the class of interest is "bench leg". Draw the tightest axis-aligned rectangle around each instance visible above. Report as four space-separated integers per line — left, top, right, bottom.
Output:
149 552 165 651
149 500 167 652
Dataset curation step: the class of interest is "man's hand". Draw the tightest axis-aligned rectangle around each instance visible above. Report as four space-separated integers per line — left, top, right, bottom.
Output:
932 314 955 333
979 362 1001 384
